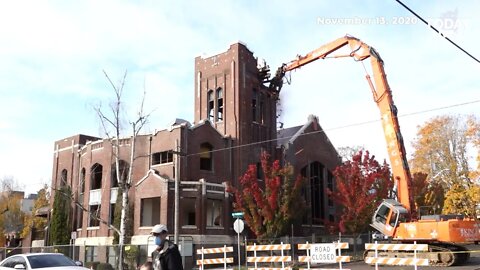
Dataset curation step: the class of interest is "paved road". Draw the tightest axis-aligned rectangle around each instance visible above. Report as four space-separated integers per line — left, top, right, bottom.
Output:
336 256 480 270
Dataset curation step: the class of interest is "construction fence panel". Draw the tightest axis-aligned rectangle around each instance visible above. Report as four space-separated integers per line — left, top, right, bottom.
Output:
297 242 351 270
196 245 234 269
365 241 429 268
0 233 384 269
246 242 292 270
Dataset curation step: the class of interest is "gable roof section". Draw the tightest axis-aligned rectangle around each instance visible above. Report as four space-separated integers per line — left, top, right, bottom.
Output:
135 169 171 188
277 115 326 149
277 126 302 147
189 119 230 138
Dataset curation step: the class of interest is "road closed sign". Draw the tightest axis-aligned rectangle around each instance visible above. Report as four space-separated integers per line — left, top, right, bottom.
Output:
310 243 336 263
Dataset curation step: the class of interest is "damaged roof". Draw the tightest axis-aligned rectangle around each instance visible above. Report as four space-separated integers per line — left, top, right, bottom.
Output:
277 126 302 147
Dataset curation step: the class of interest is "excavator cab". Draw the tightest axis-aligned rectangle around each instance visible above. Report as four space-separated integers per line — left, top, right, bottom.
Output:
371 199 408 238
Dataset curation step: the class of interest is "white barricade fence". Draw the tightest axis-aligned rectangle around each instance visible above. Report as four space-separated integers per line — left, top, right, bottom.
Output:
364 241 429 270
196 245 234 270
297 241 350 270
246 242 292 270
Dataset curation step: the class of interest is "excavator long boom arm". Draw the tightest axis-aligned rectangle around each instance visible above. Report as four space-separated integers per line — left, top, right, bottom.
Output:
270 35 414 213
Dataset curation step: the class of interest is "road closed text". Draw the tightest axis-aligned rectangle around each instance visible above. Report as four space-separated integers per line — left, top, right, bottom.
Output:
310 243 336 263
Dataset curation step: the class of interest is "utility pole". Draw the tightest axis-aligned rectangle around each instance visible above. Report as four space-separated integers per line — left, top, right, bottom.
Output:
174 140 180 244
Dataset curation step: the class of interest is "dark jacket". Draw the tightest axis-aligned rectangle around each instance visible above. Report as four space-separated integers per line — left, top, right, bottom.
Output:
152 240 183 270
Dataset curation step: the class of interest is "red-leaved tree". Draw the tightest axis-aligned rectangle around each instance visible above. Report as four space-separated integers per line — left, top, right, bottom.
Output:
228 152 305 241
328 150 393 234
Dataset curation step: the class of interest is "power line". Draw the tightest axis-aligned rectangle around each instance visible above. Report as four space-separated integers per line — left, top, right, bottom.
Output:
397 99 480 118
394 0 480 64
185 98 480 158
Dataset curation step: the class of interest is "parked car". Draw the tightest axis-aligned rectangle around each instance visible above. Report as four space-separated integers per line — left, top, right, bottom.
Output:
0 253 88 270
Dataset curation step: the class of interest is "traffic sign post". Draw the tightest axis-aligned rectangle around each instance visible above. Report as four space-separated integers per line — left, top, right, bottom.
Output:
232 212 244 219
233 218 244 270
298 241 350 269
233 219 244 234
310 243 336 263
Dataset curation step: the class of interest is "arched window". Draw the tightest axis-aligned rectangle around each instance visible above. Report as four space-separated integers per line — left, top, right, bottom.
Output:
60 169 68 187
207 90 214 122
199 143 213 171
91 163 103 190
216 88 223 121
111 160 129 188
301 161 325 225
80 168 86 193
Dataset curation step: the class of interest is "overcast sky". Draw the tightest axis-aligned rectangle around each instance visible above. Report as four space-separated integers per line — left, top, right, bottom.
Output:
1 0 478 194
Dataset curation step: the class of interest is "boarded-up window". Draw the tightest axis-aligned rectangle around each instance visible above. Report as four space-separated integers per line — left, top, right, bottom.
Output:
141 197 161 227
199 143 213 171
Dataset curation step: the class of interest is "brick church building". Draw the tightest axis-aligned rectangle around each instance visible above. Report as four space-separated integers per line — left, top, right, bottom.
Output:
50 42 341 267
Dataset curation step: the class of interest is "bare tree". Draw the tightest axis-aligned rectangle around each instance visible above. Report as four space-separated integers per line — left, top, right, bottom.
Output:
0 176 24 194
336 145 365 162
94 70 152 269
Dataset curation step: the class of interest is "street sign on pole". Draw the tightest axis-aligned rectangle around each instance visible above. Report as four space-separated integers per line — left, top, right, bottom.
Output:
232 212 244 219
233 218 244 270
233 219 244 234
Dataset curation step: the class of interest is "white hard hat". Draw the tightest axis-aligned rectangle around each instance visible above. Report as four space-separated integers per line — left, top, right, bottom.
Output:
151 224 168 234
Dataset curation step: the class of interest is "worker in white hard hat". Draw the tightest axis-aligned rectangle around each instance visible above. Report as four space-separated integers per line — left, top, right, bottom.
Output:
150 224 183 270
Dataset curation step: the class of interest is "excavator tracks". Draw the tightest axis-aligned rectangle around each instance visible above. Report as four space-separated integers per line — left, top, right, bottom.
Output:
428 244 470 266
364 243 470 267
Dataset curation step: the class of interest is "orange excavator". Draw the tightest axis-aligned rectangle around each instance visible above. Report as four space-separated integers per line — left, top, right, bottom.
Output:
268 35 480 266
